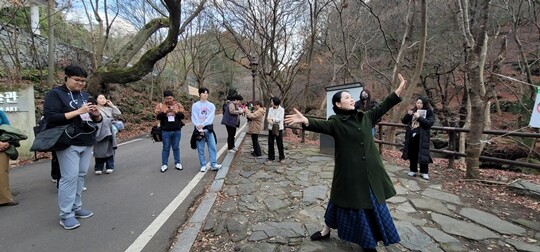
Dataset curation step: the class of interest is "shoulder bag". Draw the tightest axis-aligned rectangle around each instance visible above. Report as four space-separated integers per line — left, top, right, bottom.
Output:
99 108 124 133
30 125 70 152
151 124 162 142
151 103 164 142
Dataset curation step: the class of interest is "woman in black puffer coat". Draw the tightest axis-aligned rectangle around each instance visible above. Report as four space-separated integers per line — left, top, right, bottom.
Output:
401 96 435 180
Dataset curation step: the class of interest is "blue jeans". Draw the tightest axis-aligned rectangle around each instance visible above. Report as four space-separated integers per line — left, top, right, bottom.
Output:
196 131 218 167
56 145 92 219
162 130 181 166
95 152 114 171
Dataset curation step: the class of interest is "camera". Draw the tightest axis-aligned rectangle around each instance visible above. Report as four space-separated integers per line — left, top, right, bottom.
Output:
87 96 95 105
168 106 172 109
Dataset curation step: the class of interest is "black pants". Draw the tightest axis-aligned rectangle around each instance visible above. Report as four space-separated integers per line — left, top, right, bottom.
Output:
268 130 285 161
51 151 60 180
408 135 429 174
226 125 237 150
51 151 60 188
251 134 261 156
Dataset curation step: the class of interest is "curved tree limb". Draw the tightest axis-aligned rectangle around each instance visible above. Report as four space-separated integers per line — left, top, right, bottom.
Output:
86 0 208 95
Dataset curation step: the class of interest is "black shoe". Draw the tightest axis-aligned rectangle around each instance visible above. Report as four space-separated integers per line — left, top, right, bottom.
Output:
0 201 19 207
310 230 330 241
362 248 377 252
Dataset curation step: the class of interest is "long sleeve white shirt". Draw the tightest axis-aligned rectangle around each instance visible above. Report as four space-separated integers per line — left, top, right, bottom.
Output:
267 106 284 130
191 100 216 127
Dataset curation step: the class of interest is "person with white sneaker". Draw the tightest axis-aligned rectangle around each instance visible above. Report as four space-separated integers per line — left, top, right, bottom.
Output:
191 87 222 172
43 65 100 230
401 96 435 180
155 91 185 173
94 94 121 175
221 94 245 153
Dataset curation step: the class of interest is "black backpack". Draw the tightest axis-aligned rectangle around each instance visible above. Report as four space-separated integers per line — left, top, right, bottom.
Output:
151 125 162 142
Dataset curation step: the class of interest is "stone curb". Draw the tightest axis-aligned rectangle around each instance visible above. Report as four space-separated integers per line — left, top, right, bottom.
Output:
170 132 247 252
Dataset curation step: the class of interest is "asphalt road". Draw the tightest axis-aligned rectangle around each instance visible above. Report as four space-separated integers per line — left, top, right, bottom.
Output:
0 114 236 252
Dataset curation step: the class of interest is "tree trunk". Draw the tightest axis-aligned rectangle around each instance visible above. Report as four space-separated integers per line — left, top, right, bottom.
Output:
462 0 491 179
385 0 418 147
47 0 55 86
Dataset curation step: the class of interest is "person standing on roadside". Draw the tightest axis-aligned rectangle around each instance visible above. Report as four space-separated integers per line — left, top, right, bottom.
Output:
245 101 265 157
191 88 222 172
355 89 380 136
94 94 121 175
0 111 20 207
284 74 407 252
44 65 102 230
221 94 245 153
401 96 435 180
155 90 185 173
267 96 285 163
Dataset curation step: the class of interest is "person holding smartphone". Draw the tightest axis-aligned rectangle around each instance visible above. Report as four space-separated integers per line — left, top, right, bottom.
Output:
221 94 244 153
155 90 185 172
43 65 102 230
94 94 121 174
401 96 435 180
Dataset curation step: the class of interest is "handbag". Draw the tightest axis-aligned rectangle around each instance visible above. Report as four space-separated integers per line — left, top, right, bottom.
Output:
112 120 125 132
151 125 163 142
272 122 280 136
30 125 70 152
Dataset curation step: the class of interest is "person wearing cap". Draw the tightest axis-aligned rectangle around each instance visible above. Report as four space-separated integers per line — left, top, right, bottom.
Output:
154 90 185 173
221 94 245 153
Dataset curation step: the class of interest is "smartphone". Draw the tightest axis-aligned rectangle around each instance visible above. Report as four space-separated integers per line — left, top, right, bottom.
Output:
87 96 95 105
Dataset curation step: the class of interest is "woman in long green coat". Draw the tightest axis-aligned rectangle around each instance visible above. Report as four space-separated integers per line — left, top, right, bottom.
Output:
285 74 407 252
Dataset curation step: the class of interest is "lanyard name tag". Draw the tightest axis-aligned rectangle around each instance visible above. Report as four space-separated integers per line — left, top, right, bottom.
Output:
80 113 92 121
168 115 175 122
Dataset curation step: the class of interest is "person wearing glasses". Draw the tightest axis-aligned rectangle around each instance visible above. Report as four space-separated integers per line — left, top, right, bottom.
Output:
43 65 102 230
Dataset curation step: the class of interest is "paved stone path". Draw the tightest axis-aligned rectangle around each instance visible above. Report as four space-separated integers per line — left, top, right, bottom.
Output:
181 134 540 252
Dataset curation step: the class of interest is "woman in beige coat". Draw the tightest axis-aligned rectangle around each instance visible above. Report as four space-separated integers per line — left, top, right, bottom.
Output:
245 101 266 157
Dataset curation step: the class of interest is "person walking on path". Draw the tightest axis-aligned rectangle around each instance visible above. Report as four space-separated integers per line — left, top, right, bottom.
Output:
401 96 435 180
191 87 222 172
221 94 245 153
245 101 265 157
155 90 185 173
44 65 102 230
267 97 285 163
284 74 408 252
355 89 380 136
94 94 121 174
